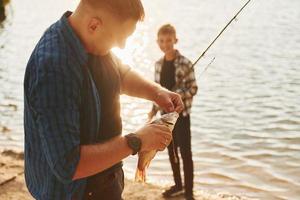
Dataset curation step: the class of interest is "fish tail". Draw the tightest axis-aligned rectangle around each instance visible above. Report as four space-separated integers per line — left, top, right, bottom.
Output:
135 169 146 183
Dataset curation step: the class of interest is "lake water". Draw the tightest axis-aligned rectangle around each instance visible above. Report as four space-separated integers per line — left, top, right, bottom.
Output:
0 0 299 199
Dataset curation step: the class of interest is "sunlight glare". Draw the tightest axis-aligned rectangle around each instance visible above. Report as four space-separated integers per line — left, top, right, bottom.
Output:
112 35 138 67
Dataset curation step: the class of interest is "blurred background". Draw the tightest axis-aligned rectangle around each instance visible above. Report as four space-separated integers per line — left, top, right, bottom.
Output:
0 0 299 199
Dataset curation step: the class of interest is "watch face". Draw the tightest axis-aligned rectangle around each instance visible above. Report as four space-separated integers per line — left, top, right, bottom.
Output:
126 134 141 155
130 136 141 150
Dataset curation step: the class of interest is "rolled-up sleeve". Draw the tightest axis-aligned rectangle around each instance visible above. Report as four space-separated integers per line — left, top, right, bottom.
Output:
176 61 198 99
30 57 82 184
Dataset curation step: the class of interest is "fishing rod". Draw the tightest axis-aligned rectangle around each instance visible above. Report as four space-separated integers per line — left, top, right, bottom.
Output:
193 0 252 74
171 0 252 163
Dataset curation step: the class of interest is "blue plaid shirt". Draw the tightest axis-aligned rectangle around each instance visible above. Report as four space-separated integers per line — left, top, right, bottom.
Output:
24 12 100 200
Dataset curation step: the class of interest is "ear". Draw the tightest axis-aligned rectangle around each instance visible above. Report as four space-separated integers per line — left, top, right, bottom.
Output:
88 17 103 33
175 38 178 44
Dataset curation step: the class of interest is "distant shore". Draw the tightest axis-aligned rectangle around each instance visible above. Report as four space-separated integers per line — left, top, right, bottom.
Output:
0 150 256 200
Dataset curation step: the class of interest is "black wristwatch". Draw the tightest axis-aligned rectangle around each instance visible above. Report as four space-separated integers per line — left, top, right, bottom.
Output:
125 133 142 155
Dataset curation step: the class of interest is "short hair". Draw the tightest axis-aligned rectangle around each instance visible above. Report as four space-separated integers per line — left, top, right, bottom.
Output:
82 0 145 21
157 24 176 37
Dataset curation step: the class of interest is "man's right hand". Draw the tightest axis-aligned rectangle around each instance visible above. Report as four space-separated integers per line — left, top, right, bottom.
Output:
135 123 172 152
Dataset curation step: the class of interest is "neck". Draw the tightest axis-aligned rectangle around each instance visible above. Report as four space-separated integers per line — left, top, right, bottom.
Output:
165 50 176 61
68 10 98 54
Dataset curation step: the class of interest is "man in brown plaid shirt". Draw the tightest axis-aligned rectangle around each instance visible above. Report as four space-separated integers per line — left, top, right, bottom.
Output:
148 24 198 200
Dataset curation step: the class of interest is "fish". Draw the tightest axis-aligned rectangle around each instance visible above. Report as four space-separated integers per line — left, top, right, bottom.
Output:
135 111 179 182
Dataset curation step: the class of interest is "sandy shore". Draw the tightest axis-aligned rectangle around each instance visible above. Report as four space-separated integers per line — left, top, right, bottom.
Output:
0 150 256 200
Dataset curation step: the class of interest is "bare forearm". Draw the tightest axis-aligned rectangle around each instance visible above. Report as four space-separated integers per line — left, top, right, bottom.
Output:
73 136 132 180
121 70 162 101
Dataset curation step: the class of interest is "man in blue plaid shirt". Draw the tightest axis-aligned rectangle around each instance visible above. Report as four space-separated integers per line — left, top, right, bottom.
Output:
23 0 183 199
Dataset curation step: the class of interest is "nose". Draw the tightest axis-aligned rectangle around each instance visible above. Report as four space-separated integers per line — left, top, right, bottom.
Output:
161 43 168 50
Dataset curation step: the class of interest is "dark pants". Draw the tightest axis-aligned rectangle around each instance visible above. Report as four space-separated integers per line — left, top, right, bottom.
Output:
168 114 194 195
83 168 124 200
0 0 5 22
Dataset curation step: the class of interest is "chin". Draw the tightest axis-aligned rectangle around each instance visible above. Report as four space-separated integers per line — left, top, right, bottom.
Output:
98 49 110 56
165 49 174 54
161 49 168 54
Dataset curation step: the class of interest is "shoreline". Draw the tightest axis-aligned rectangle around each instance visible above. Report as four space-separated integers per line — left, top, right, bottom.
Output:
0 150 256 200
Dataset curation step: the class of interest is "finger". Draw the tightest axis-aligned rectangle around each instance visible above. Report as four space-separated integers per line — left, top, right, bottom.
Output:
164 133 172 141
157 147 164 151
175 103 183 113
157 130 172 140
155 133 171 143
161 140 171 147
160 141 167 147
159 136 172 147
157 144 167 151
173 97 184 112
163 100 175 112
151 124 172 132
166 137 172 145
161 125 173 133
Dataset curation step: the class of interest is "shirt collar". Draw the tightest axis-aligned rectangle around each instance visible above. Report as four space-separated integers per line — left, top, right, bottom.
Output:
158 49 181 65
59 11 88 66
